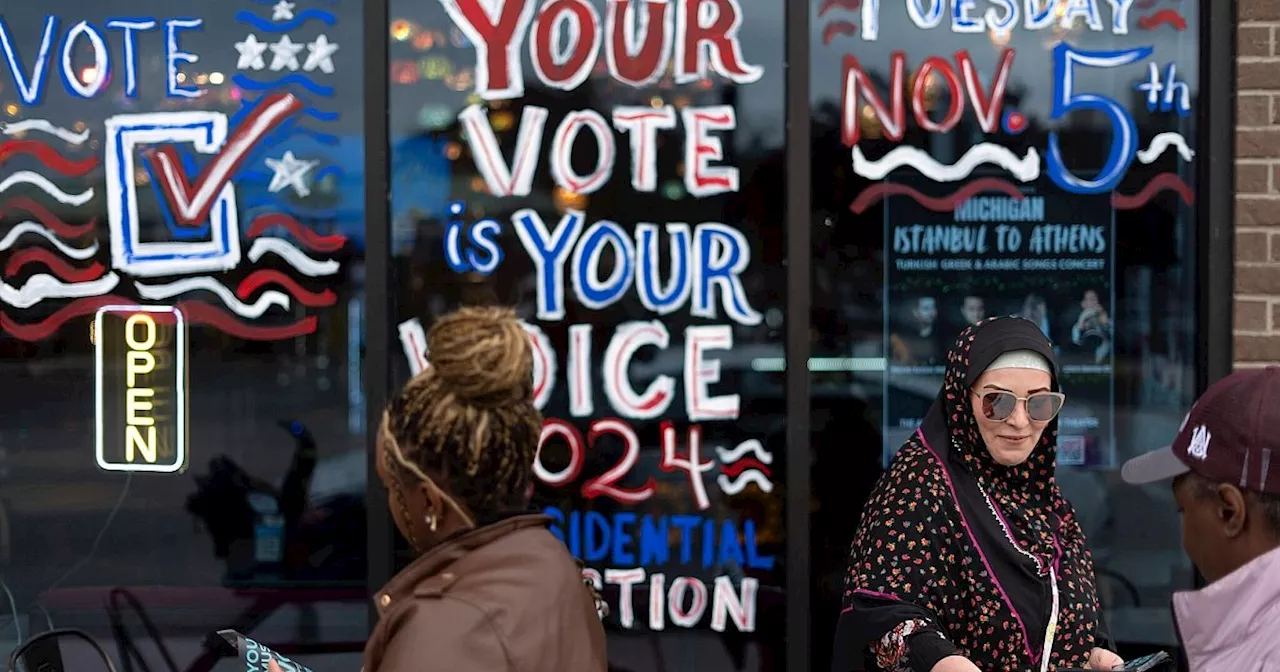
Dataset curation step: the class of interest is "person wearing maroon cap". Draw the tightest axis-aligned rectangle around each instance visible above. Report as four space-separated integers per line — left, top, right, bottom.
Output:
1122 366 1280 671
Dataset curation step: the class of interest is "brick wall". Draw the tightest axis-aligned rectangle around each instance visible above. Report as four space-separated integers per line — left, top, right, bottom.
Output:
1236 1 1280 366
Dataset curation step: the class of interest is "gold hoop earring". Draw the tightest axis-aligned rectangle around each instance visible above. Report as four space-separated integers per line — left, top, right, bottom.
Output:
425 514 438 532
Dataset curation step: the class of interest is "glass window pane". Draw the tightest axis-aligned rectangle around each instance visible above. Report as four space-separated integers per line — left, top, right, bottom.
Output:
810 4 1200 667
0 1 367 667
387 0 787 668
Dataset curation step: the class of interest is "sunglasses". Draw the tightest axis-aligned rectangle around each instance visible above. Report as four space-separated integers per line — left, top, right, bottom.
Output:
975 390 1065 422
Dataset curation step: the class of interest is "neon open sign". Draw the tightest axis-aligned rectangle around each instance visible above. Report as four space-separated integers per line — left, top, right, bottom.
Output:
94 305 188 473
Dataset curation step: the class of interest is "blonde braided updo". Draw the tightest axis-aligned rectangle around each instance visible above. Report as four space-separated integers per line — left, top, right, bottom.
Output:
384 306 544 517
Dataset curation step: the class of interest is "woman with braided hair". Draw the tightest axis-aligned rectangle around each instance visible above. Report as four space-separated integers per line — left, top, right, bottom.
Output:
362 305 608 672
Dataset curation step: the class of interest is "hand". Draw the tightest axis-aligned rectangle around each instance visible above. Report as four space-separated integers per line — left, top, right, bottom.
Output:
1086 647 1124 669
930 655 983 672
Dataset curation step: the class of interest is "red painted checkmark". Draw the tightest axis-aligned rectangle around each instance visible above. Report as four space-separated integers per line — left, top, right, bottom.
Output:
147 91 302 226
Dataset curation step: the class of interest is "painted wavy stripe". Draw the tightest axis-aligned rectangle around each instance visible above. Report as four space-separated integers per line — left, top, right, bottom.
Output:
286 126 340 146
1136 132 1195 164
0 119 90 145
850 177 1024 214
4 248 104 282
1112 173 1194 209
240 198 340 220
721 458 772 479
823 21 858 44
0 196 95 238
135 277 290 319
177 300 318 340
0 140 99 176
1137 8 1187 30
819 0 861 17
236 269 336 307
0 171 94 206
232 73 334 97
853 144 1041 182
246 213 347 253
247 238 340 276
0 295 316 341
0 272 118 309
716 439 774 465
232 96 339 127
235 9 337 32
0 222 99 260
717 470 774 495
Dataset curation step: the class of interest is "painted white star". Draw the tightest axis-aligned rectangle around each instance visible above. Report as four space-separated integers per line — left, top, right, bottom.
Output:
268 35 304 71
265 151 318 197
303 35 340 74
272 0 296 21
234 34 268 70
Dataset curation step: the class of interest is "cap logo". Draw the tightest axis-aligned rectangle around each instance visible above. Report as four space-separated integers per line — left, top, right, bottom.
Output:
1188 425 1211 461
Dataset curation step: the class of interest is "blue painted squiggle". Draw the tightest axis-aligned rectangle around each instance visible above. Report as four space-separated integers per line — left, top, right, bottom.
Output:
235 9 336 32
233 73 333 97
242 197 339 220
286 126 340 146
244 94 339 122
239 169 272 182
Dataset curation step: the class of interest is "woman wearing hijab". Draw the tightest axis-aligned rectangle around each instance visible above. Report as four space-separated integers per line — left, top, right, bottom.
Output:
832 316 1122 672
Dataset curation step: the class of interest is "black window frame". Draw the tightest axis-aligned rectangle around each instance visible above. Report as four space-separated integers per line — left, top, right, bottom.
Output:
357 1 1238 668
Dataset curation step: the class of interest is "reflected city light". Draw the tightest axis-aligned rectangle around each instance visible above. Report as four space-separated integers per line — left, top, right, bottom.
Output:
553 187 588 212
491 111 514 131
391 19 414 41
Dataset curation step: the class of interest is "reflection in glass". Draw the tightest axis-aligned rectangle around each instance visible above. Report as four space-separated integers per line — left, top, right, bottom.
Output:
388 0 787 668
0 1 367 668
810 2 1201 666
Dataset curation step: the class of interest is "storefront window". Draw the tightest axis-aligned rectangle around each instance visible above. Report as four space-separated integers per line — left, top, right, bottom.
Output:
388 0 787 667
0 0 367 666
810 1 1201 665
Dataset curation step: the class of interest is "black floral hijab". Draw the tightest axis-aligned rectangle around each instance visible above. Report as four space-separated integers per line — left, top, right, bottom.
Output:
832 317 1102 672
935 316 1069 571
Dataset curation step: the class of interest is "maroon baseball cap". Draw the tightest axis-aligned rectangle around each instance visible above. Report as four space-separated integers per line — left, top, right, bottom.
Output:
1122 366 1280 494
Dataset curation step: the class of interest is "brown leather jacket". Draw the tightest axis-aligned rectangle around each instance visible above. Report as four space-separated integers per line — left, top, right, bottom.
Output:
362 514 608 672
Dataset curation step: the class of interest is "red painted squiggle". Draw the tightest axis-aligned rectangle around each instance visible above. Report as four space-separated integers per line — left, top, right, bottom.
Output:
0 140 99 176
1 295 125 340
236 269 337 307
174 301 318 340
4 248 105 281
721 458 773 479
819 0 861 17
2 295 318 341
245 213 347 253
850 178 1025 214
1137 9 1187 31
823 20 859 44
0 196 96 238
1112 173 1194 209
